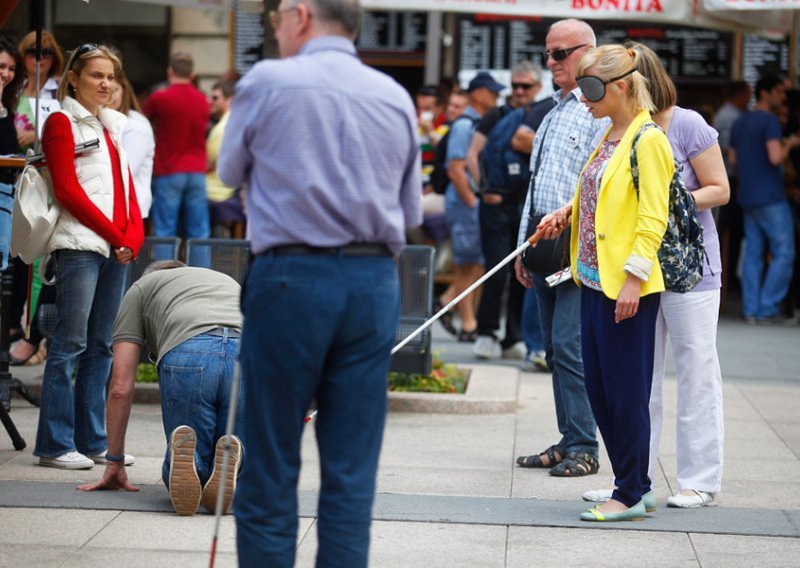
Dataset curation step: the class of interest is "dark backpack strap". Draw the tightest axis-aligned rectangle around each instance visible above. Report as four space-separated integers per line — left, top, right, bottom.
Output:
525 123 549 219
629 122 661 201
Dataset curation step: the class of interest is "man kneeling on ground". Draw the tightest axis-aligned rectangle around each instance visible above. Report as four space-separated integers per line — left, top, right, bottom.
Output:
78 261 244 516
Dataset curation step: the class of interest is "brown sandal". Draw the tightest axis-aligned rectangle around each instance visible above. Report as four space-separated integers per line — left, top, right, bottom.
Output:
549 451 599 477
516 444 565 469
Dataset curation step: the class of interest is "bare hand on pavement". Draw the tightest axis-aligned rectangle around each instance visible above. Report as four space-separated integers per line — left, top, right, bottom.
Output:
77 465 139 492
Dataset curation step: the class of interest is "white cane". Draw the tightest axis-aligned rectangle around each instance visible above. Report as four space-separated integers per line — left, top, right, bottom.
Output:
208 362 241 568
303 226 549 425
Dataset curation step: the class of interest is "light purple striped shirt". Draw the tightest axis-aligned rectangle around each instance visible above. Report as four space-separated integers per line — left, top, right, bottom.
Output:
218 36 422 256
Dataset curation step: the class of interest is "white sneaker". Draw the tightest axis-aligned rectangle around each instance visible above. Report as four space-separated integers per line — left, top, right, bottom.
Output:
582 488 614 502
90 450 136 466
473 336 501 359
501 341 526 360
667 490 715 508
39 451 94 470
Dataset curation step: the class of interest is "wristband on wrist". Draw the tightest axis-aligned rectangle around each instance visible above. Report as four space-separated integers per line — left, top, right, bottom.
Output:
105 453 125 463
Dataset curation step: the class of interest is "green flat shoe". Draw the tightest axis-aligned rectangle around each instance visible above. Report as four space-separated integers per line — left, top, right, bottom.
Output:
580 500 646 522
643 490 656 513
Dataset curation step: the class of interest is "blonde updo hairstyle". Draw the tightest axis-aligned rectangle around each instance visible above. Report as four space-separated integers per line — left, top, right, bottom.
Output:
576 44 655 113
57 44 122 102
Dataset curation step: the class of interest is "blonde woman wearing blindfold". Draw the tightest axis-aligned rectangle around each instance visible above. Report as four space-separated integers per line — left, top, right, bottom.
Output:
538 44 672 522
583 42 728 511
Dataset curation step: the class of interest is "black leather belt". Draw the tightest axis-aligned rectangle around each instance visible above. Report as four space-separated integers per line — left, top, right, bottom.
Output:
268 244 392 257
205 327 241 338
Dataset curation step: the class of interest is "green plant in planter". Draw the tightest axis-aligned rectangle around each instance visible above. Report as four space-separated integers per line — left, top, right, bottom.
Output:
136 363 159 384
387 354 467 394
136 355 468 394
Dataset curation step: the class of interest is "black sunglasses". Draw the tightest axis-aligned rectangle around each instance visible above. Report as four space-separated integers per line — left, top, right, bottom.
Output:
545 44 586 63
576 69 637 103
70 43 98 68
511 82 535 90
25 47 55 58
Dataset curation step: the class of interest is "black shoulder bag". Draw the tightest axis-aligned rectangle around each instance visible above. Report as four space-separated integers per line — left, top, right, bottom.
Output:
520 126 571 274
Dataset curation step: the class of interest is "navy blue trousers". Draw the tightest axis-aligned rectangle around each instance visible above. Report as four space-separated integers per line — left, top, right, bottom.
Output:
580 287 660 507
235 253 399 568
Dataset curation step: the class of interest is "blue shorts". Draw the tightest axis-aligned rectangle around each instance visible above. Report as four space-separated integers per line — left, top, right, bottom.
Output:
445 188 484 266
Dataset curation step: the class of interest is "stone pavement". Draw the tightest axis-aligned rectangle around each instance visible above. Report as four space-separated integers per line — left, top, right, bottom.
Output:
0 314 799 567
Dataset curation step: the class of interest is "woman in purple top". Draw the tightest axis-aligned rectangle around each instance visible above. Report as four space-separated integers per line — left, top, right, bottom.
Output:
584 42 730 510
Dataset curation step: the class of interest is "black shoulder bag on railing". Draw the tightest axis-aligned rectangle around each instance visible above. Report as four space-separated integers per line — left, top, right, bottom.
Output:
520 126 571 274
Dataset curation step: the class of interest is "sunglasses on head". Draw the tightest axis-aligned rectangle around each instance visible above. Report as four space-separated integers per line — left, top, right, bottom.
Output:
25 47 55 58
576 68 636 103
545 44 586 63
70 43 99 68
511 82 535 90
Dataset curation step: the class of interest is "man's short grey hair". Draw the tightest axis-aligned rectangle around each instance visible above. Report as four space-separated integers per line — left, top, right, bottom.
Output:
549 19 597 48
308 0 363 39
512 61 543 85
143 260 187 276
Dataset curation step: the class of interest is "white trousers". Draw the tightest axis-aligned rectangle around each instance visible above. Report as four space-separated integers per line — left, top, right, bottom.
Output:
649 289 724 493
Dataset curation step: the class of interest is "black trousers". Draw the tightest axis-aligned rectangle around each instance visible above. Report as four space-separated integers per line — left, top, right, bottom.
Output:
476 198 524 347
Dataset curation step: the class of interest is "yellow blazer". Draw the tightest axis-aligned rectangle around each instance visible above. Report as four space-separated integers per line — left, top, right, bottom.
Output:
569 110 673 300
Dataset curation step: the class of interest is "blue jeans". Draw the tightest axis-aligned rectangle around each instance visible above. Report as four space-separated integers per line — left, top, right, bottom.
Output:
235 253 399 568
742 201 796 318
34 250 127 457
152 173 210 239
522 285 544 355
158 331 243 487
532 273 598 457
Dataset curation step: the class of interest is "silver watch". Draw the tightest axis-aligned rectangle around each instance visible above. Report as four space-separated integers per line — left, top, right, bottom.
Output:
0 107 7 119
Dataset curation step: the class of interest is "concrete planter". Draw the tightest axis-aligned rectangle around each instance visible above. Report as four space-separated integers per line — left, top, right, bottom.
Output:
18 364 519 415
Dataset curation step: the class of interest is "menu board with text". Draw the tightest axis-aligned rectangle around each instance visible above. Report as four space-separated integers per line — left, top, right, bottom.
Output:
356 11 427 53
234 6 264 75
456 16 732 84
742 34 790 88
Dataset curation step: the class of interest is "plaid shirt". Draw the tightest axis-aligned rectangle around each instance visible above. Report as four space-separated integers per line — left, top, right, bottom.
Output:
518 87 610 245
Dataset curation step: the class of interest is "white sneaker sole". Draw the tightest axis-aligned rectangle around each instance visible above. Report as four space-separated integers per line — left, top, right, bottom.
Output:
168 425 201 516
39 456 94 470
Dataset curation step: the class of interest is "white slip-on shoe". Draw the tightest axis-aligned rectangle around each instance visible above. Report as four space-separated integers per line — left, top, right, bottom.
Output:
39 451 94 470
473 336 501 360
90 450 136 466
667 490 715 508
202 435 243 514
582 488 614 503
168 425 202 516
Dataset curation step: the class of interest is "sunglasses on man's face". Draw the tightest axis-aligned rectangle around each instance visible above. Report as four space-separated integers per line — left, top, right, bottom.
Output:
25 47 55 58
511 82 535 91
545 44 586 63
576 69 636 103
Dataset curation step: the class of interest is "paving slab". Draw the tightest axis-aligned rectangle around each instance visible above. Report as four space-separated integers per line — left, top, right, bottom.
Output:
507 526 699 567
690 533 800 568
297 520 508 568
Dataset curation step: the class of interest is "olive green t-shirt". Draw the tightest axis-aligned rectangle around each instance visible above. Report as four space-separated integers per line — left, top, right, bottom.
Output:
112 267 242 364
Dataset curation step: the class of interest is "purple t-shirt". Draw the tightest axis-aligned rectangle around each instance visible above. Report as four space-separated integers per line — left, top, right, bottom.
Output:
667 107 722 292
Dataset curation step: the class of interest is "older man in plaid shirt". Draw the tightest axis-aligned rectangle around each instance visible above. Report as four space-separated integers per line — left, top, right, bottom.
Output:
514 18 610 478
